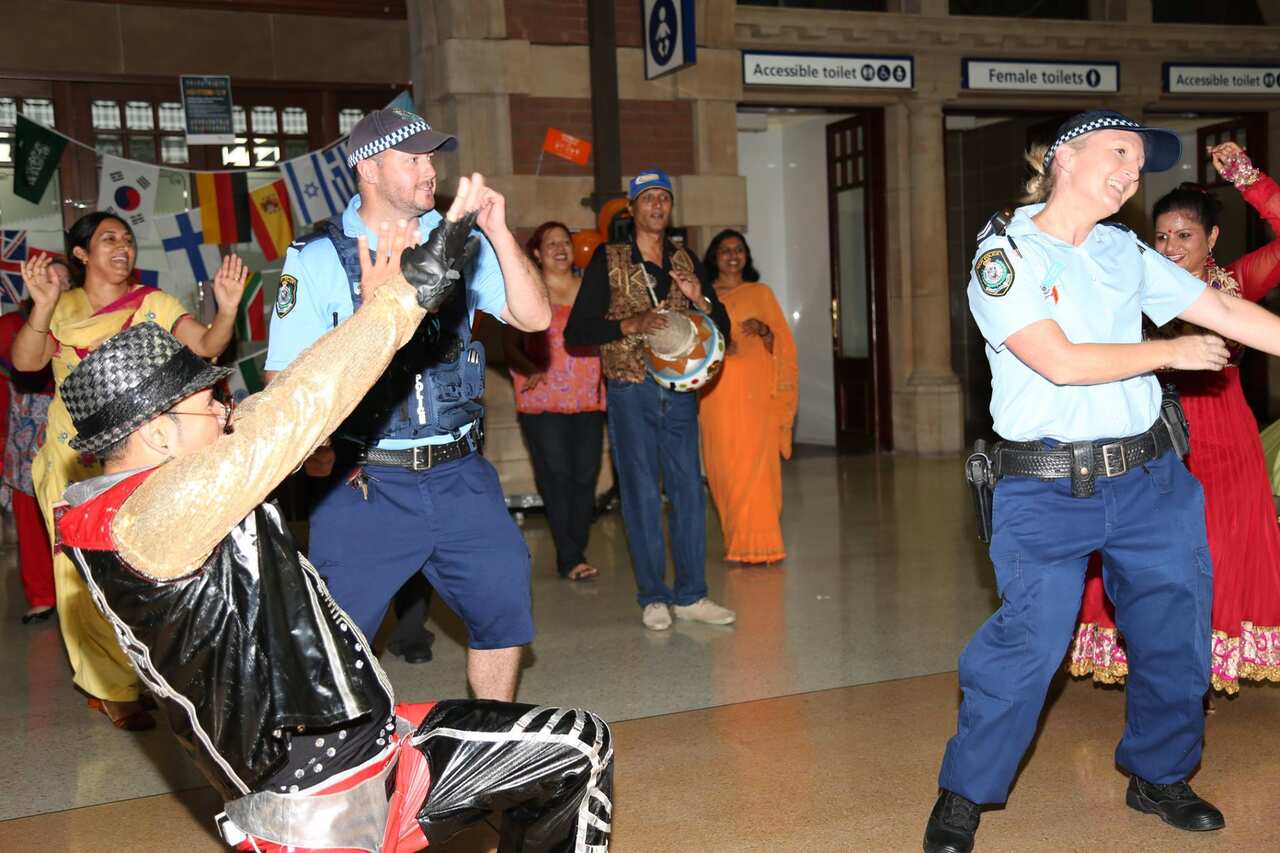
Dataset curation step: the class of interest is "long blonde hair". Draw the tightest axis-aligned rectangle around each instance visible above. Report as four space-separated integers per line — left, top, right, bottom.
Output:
1020 133 1094 203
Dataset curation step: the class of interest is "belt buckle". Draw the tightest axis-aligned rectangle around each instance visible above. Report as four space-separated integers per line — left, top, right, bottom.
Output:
410 445 433 471
1101 441 1127 477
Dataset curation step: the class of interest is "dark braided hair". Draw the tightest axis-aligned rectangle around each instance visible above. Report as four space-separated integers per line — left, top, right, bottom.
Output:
1153 182 1221 233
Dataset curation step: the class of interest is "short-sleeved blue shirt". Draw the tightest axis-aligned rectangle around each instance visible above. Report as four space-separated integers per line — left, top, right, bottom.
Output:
968 203 1206 443
265 194 508 448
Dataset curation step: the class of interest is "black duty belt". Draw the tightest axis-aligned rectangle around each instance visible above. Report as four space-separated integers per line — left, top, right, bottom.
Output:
354 434 474 471
995 419 1176 496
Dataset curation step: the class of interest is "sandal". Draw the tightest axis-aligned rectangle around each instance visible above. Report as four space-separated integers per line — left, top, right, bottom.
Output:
87 696 156 731
563 564 600 582
21 606 55 624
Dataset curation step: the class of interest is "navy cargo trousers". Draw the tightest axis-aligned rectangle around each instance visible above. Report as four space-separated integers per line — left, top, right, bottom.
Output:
938 448 1212 804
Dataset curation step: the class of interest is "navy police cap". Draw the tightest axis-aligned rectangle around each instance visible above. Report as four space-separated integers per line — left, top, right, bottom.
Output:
346 107 457 169
1042 110 1181 174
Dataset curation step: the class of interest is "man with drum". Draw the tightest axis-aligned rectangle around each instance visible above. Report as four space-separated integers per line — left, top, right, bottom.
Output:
565 168 737 630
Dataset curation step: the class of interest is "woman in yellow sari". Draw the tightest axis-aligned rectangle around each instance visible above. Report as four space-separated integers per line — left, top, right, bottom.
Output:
16 212 245 729
699 230 798 564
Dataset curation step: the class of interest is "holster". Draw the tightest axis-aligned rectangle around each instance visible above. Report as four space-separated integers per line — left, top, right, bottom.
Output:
1160 386 1191 459
965 440 997 543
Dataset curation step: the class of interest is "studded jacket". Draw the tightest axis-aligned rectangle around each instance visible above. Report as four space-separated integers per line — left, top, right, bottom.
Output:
57 275 427 800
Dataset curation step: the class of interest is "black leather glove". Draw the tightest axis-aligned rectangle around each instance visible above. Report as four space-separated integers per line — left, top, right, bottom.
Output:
400 210 481 311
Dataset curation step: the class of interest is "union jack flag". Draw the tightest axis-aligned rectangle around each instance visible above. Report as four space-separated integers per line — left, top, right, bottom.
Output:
0 230 56 308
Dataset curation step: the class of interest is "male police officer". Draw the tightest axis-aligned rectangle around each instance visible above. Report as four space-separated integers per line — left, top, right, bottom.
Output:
266 108 550 701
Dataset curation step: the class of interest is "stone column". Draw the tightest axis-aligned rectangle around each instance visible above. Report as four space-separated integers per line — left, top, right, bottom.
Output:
900 97 963 453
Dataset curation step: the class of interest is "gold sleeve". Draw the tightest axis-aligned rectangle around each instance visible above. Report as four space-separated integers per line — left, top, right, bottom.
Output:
112 277 426 579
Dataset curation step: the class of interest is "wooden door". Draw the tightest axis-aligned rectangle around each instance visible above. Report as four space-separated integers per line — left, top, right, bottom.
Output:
826 113 890 451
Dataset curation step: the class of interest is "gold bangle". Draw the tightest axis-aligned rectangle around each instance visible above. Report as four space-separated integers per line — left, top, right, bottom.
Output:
26 321 50 334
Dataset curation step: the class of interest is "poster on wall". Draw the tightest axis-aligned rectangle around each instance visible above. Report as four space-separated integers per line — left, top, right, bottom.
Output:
180 74 236 145
643 0 696 80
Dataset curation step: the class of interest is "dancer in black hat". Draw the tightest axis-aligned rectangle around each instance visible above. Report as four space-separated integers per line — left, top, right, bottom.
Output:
55 177 611 853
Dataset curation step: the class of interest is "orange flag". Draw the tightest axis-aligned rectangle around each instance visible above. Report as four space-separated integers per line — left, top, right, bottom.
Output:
542 128 592 166
249 179 295 261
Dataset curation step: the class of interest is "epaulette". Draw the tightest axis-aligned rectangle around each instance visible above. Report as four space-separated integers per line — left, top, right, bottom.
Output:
976 208 1022 258
1099 219 1148 254
289 229 331 253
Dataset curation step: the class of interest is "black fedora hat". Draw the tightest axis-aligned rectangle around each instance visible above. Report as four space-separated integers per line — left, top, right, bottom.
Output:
63 323 232 455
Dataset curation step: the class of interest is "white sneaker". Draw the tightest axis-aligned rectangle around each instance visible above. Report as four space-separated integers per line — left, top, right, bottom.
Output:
642 602 672 631
673 598 736 625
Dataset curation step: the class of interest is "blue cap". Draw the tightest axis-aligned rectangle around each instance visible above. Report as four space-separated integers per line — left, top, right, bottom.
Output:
628 168 674 201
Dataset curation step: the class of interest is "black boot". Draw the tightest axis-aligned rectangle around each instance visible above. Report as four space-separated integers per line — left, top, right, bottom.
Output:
923 790 980 853
1126 776 1224 831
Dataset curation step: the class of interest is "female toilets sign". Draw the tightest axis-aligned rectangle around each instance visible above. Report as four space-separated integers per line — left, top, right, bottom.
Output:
643 0 696 80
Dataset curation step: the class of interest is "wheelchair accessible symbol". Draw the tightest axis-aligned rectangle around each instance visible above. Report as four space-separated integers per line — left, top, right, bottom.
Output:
649 0 678 66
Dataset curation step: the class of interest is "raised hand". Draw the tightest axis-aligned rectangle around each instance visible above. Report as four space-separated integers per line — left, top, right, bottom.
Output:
21 255 64 310
357 219 419 302
670 269 704 305
401 173 486 311
1209 141 1245 173
1167 333 1230 372
212 254 250 316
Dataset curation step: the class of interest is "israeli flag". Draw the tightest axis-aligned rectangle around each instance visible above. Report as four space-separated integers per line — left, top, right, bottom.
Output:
281 141 356 226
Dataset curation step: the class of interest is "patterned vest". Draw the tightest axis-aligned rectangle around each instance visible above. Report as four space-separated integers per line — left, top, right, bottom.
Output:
601 242 694 383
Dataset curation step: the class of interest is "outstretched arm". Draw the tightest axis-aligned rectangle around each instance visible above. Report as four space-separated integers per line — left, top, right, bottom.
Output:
1005 318 1229 386
112 184 488 578
1178 286 1280 361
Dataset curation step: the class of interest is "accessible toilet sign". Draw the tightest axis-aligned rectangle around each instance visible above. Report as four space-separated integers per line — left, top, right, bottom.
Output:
743 51 913 90
1164 63 1280 94
962 59 1119 93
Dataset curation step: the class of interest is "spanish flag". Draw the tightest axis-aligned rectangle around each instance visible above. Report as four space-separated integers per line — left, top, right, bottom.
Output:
249 179 295 261
194 171 251 245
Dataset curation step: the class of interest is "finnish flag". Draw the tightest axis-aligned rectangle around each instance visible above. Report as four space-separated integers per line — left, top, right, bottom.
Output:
281 141 356 226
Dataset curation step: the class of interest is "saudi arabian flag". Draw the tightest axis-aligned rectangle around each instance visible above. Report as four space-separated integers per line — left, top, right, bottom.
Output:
235 272 266 343
226 350 265 404
13 115 68 204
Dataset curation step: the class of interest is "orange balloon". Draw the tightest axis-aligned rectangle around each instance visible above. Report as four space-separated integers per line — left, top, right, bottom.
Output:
572 229 605 269
596 197 630 237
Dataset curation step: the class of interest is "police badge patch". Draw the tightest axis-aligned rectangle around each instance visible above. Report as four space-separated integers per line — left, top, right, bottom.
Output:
975 248 1014 297
275 275 298 318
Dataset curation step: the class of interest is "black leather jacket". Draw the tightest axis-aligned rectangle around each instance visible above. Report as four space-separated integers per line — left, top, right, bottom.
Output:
63 472 393 800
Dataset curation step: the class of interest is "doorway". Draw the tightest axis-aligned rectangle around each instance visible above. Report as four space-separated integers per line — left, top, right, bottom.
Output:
737 107 890 451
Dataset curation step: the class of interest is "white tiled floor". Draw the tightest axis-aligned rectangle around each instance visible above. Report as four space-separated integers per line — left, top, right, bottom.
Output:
0 451 999 822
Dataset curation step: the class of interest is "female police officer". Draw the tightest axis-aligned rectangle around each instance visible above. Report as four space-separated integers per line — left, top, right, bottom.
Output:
923 110 1280 853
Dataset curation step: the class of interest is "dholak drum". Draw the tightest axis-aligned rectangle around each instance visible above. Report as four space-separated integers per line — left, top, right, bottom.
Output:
644 310 726 392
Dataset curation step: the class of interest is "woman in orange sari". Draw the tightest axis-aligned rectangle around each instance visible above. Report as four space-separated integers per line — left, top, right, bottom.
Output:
16 212 246 729
699 230 798 564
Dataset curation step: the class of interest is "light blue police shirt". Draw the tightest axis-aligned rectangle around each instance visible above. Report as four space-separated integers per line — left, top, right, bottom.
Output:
265 194 508 448
968 203 1206 443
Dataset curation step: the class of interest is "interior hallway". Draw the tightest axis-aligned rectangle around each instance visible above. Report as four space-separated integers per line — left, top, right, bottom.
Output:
1 452 1274 851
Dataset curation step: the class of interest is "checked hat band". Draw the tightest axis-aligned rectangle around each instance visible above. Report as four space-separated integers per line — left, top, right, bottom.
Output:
346 119 430 168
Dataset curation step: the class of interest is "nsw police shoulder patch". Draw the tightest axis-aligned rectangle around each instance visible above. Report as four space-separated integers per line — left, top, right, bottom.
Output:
975 248 1014 297
275 275 298 318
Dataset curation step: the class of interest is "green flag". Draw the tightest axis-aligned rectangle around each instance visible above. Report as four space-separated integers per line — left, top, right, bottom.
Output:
13 115 67 204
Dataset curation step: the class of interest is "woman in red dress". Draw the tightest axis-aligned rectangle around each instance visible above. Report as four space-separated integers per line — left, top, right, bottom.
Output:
1070 141 1280 694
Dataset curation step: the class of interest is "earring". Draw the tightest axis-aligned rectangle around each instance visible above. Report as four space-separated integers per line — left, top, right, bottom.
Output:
1206 250 1217 269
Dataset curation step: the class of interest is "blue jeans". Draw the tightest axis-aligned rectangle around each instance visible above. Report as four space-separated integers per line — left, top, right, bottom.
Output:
606 378 709 608
938 449 1212 804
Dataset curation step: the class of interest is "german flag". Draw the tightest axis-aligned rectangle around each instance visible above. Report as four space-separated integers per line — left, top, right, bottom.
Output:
194 171 251 245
